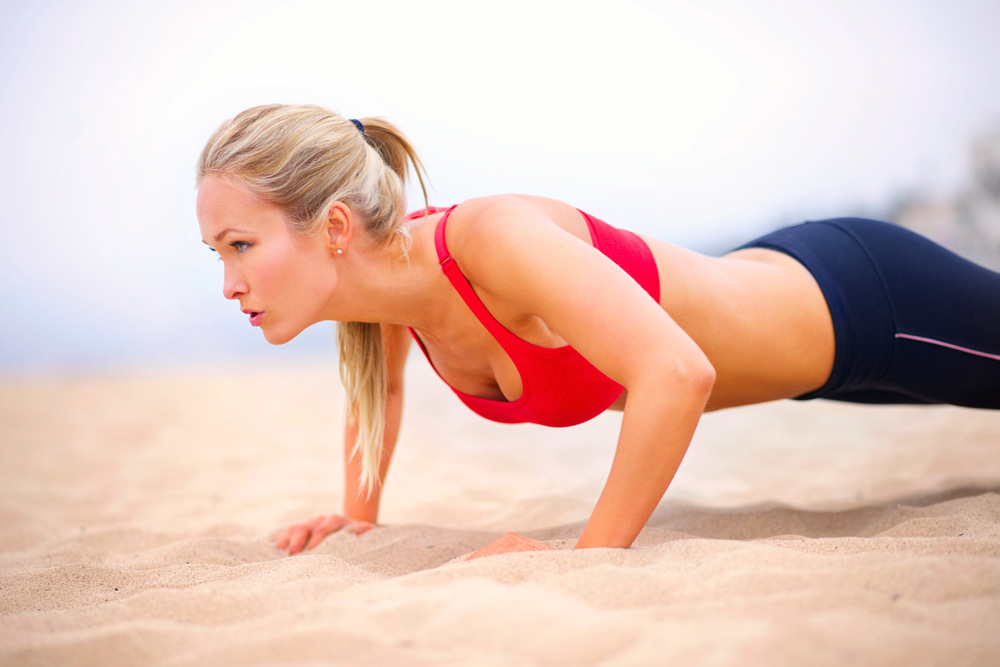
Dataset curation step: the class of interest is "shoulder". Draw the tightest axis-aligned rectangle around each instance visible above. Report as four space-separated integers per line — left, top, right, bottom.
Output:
446 194 552 237
443 195 621 309
444 194 583 268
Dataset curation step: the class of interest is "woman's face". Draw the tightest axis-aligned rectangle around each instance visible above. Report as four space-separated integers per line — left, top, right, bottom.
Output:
197 174 338 345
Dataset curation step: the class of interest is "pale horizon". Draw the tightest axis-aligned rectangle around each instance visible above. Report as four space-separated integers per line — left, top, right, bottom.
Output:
2 0 999 374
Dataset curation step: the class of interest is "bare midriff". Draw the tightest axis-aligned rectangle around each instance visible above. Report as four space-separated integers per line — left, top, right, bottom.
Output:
638 239 835 410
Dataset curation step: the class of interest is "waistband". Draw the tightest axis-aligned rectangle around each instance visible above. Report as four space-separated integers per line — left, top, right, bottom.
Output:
737 220 896 399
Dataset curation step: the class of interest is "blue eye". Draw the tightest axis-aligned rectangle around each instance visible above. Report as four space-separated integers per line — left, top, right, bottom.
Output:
230 241 252 254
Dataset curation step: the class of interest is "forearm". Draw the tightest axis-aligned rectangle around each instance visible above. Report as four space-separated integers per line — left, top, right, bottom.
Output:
342 387 404 523
576 369 713 549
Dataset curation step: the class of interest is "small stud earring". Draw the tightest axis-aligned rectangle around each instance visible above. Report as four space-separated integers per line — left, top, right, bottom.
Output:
337 248 344 255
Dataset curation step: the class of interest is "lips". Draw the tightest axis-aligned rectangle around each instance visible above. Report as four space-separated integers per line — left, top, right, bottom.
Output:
242 308 265 327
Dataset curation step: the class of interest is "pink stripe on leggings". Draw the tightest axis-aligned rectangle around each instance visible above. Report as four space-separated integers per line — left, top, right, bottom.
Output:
895 333 1000 361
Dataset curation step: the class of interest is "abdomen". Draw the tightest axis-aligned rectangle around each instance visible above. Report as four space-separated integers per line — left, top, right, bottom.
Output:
640 237 836 410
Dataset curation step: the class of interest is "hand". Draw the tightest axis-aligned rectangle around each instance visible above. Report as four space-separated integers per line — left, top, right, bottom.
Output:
465 532 554 561
274 514 376 555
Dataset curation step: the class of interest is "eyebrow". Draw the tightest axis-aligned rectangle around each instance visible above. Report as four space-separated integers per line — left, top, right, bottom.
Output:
212 227 251 243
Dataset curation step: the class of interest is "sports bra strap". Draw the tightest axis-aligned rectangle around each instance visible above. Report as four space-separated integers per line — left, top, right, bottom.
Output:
404 206 453 222
434 206 520 346
433 206 458 265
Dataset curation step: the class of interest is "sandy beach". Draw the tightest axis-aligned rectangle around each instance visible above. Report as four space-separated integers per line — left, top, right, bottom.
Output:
1 357 998 666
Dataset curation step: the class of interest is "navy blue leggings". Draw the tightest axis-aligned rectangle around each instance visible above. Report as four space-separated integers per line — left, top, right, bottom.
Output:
738 218 1000 410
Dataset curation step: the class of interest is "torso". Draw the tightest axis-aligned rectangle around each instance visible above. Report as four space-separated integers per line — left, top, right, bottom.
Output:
406 195 835 413
642 242 834 410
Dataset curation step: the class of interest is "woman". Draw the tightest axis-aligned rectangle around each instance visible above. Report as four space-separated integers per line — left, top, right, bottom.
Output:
196 104 1000 557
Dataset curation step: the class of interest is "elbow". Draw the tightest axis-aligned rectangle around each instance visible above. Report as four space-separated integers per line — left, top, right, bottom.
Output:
621 342 716 405
681 355 715 400
386 381 405 410
647 351 715 403
386 369 406 398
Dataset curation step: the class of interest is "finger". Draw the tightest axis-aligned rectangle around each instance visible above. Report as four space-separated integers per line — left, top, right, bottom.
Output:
275 525 303 551
287 526 314 555
465 532 552 560
274 526 292 549
351 520 376 536
320 515 350 533
275 516 323 551
307 516 350 550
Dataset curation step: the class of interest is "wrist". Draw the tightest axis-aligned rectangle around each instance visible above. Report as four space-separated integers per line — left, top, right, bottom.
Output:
343 500 379 525
343 511 378 524
575 521 636 549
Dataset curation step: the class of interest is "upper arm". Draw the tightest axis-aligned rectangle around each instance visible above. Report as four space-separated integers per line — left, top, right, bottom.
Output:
451 198 712 390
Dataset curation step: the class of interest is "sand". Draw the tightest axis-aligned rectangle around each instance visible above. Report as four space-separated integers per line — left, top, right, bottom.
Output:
1 357 999 666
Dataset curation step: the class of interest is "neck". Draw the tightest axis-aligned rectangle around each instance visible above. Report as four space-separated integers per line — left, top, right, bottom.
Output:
316 220 448 330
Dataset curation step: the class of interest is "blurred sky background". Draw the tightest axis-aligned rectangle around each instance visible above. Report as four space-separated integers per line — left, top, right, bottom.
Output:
2 0 1000 375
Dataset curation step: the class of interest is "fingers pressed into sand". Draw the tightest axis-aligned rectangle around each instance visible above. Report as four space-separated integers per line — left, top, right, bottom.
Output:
275 516 313 552
282 516 323 555
287 525 317 555
306 515 350 549
273 526 293 549
465 532 554 561
351 520 376 536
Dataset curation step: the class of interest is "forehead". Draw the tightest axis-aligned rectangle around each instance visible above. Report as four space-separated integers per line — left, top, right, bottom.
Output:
197 174 286 236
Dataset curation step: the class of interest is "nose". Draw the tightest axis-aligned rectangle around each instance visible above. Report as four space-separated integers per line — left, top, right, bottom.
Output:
222 264 248 301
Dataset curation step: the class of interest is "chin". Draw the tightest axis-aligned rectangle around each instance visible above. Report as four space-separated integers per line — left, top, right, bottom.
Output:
261 325 302 346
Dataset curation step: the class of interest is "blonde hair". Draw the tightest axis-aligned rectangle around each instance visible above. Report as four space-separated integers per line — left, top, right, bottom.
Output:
196 104 428 494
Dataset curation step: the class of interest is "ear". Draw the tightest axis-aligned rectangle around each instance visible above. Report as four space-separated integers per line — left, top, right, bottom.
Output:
324 201 353 254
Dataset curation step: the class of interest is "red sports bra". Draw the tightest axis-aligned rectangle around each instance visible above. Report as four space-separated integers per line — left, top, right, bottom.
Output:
406 205 660 427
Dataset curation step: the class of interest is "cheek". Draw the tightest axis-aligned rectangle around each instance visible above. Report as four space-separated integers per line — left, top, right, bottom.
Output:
271 241 335 308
